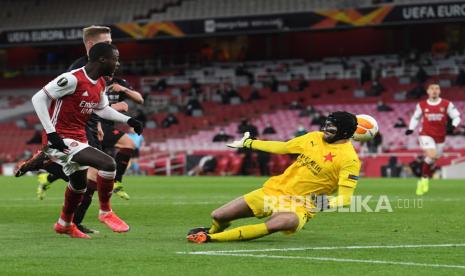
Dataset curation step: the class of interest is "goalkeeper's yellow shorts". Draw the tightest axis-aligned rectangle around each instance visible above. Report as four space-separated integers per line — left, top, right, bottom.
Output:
243 188 314 234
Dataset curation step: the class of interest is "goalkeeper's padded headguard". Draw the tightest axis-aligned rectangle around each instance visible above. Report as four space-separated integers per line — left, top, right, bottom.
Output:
324 111 357 143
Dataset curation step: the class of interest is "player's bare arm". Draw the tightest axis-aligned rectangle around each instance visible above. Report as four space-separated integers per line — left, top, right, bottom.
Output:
109 82 144 104
110 101 129 112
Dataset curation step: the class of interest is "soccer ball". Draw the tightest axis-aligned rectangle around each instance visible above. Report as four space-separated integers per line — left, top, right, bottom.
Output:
352 114 379 142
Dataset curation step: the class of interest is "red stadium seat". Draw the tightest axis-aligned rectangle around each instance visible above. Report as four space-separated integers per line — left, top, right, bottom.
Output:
228 154 244 175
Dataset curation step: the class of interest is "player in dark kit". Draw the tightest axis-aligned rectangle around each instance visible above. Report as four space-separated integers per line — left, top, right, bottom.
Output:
31 43 143 238
100 76 144 199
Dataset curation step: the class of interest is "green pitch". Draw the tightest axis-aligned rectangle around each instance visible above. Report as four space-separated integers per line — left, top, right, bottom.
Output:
1 176 464 275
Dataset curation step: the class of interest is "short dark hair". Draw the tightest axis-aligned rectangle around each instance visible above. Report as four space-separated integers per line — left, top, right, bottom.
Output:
88 43 117 62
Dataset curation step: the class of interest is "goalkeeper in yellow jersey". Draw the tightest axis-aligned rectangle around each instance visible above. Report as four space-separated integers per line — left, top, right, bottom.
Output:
187 111 361 243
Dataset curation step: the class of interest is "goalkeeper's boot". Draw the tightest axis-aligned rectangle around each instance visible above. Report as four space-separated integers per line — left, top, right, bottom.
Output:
187 231 211 244
113 181 130 200
37 173 51 200
76 224 100 234
421 177 429 194
15 150 49 177
99 211 130 233
54 223 91 239
187 227 210 236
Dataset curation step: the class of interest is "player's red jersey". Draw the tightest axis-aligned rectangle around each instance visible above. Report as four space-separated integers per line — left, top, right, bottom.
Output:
41 67 108 144
418 99 450 143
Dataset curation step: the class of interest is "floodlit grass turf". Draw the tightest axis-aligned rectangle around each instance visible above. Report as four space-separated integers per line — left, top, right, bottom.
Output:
0 176 464 275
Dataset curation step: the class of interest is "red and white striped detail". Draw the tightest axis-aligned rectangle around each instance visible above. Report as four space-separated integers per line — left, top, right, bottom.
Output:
42 87 55 99
51 99 63 126
67 183 87 194
98 170 116 180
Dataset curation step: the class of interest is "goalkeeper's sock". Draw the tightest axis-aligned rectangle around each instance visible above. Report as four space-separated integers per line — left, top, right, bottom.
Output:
47 173 61 184
208 219 231 234
209 223 269 242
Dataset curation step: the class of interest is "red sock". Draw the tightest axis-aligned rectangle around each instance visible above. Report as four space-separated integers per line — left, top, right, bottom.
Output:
421 162 433 178
97 170 115 212
60 185 84 223
87 179 97 190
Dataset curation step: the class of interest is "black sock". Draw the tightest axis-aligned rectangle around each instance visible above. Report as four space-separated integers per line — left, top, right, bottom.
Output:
73 180 97 225
114 148 133 182
47 173 60 183
45 163 69 182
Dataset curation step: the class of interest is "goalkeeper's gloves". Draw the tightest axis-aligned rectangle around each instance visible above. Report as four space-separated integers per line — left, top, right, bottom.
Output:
227 132 253 149
127 118 144 135
47 132 69 153
405 129 414 135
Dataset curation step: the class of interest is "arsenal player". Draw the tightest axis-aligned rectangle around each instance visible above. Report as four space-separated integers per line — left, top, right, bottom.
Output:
31 43 143 238
405 83 461 195
16 26 143 234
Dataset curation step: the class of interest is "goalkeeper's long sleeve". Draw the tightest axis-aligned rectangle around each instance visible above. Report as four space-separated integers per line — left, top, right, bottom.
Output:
249 140 290 154
328 185 355 208
248 133 311 154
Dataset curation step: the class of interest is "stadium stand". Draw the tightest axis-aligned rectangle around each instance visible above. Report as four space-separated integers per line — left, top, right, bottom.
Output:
0 0 179 31
3 52 465 154
148 102 465 152
142 0 461 22
2 70 464 176
0 0 451 31
99 47 465 175
145 0 372 22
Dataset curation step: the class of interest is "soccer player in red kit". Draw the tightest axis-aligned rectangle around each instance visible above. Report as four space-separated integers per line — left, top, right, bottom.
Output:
31 43 143 238
405 83 461 195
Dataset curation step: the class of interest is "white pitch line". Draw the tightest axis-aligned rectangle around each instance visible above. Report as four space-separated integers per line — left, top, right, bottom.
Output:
194 252 465 270
179 243 465 255
5 197 465 203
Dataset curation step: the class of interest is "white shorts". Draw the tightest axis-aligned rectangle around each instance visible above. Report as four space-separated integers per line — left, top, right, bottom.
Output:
418 136 444 157
45 138 90 176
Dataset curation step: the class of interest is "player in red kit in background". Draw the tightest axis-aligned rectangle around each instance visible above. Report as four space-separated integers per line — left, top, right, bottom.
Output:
405 83 461 195
31 43 143 238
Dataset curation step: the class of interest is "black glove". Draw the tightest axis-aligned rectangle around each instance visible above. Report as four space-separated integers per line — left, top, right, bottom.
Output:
405 129 414 135
47 132 68 152
127 118 143 135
